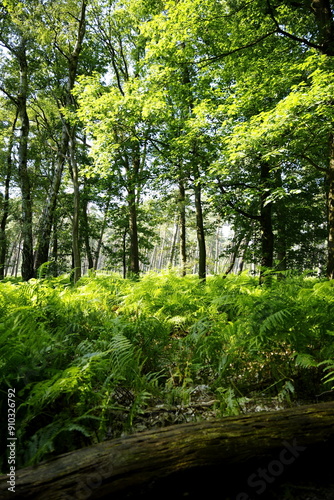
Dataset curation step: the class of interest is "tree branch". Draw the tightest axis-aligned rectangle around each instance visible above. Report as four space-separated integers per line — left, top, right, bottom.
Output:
266 0 324 51
217 180 261 221
276 26 324 50
0 86 18 105
299 153 328 173
198 31 278 66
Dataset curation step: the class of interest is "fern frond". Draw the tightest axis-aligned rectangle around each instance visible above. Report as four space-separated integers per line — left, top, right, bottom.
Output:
294 353 318 368
259 308 292 335
318 359 334 387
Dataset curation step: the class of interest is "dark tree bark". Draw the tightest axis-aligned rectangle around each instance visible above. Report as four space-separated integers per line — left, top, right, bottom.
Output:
34 0 87 277
126 154 140 277
94 195 111 270
308 0 334 278
0 111 18 279
178 180 187 276
181 62 206 280
1 402 334 500
34 125 69 273
217 178 273 277
280 0 334 278
17 39 34 281
260 163 274 272
0 30 33 281
326 134 334 278
310 0 334 55
194 184 206 281
193 166 206 281
274 170 287 277
81 188 94 271
128 191 140 276
69 130 81 283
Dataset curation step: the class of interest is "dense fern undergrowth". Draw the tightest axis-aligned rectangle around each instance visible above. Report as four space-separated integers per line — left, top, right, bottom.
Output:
1 270 334 472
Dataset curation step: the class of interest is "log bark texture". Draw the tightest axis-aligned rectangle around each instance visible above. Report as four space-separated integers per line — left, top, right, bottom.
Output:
1 402 334 500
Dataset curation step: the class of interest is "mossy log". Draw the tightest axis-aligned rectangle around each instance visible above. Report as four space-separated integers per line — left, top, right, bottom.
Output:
1 402 334 500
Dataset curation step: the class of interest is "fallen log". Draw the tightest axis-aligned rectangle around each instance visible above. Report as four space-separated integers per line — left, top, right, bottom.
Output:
1 401 334 500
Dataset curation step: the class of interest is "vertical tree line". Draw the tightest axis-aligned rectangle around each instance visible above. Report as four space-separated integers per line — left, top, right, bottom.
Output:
0 0 333 280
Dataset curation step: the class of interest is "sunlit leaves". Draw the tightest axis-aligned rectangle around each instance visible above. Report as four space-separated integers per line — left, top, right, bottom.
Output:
222 54 334 169
73 73 167 176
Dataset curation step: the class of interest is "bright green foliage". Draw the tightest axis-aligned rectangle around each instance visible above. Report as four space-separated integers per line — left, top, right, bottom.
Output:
222 54 334 166
1 271 333 471
2 0 334 477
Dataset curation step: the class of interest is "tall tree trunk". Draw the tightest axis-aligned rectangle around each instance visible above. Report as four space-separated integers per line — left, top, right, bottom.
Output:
238 231 251 274
127 154 140 277
182 63 206 281
94 196 111 270
192 162 206 281
14 238 22 278
7 238 19 277
274 170 287 278
326 134 334 278
69 130 81 283
128 191 140 276
122 229 127 279
51 221 58 276
18 40 34 281
194 180 206 281
81 192 94 270
168 219 179 268
149 244 157 270
5 240 15 277
214 226 220 274
305 0 334 277
260 163 274 276
34 0 87 276
178 180 187 276
0 112 18 279
158 229 166 269
34 125 69 273
224 233 243 276
68 0 87 283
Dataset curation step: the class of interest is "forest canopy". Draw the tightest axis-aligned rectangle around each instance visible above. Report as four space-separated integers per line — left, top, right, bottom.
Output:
0 0 333 281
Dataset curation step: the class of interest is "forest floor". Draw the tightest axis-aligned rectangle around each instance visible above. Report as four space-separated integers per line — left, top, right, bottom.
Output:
0 270 333 497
